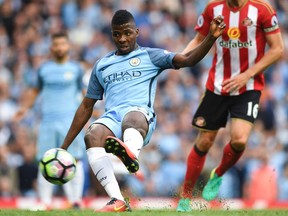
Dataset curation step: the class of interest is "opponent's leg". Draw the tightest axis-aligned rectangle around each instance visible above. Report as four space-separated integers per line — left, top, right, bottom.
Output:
177 131 217 212
202 119 251 201
215 142 244 176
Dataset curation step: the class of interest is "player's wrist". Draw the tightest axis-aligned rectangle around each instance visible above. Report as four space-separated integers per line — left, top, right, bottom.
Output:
206 33 218 42
245 70 255 79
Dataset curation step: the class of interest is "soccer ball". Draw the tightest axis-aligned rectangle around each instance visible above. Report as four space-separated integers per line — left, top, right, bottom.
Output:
39 148 76 185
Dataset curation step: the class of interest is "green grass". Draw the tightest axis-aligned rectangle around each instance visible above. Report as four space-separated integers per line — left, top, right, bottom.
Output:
0 209 288 216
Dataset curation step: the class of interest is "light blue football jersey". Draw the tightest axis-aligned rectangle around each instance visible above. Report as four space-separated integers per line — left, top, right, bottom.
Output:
86 46 176 112
35 60 84 122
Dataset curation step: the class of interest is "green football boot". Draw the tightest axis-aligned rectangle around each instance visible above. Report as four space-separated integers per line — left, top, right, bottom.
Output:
202 168 222 201
176 198 192 212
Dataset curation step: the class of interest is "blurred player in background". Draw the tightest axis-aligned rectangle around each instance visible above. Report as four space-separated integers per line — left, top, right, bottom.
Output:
14 32 86 209
60 9 226 212
177 0 284 212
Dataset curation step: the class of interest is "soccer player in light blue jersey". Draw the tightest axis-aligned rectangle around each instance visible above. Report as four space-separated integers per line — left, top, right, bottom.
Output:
14 33 86 209
61 10 226 212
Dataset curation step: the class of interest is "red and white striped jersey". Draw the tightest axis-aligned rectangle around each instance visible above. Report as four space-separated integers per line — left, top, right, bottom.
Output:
195 0 281 95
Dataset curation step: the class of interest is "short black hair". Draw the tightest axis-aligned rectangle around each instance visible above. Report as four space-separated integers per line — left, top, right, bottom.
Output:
111 10 135 26
51 32 68 40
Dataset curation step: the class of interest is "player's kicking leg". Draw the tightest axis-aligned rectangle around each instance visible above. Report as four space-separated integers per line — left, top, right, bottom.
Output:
105 136 139 173
105 109 149 173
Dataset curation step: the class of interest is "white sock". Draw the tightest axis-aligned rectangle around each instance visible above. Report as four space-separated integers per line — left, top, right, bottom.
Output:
37 171 54 207
123 128 144 158
63 160 84 205
87 147 124 201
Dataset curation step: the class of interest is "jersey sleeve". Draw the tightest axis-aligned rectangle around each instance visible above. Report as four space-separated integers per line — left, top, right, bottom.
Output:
85 62 104 100
260 4 280 35
145 47 176 69
194 4 213 36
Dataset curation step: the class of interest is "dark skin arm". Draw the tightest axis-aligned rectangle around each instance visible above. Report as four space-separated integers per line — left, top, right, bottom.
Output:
173 15 226 68
61 97 97 150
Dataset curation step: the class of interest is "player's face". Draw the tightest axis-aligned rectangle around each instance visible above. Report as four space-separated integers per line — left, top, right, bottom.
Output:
112 22 139 55
50 37 70 60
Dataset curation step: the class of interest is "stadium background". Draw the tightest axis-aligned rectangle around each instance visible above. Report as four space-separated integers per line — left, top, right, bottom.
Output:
0 0 288 210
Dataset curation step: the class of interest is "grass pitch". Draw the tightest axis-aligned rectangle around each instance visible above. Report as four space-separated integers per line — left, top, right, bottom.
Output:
0 209 287 216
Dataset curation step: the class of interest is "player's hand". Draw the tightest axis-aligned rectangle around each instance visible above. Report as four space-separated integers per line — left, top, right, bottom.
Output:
209 15 226 38
12 107 28 122
222 72 251 93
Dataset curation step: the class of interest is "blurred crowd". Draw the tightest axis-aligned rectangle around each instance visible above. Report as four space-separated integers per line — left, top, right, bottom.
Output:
1 0 288 202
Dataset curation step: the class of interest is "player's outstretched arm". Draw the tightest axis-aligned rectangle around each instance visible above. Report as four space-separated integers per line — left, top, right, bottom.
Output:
173 15 226 68
181 33 206 55
61 97 97 150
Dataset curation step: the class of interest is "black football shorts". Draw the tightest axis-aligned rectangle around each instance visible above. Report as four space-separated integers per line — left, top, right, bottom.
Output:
192 89 261 131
